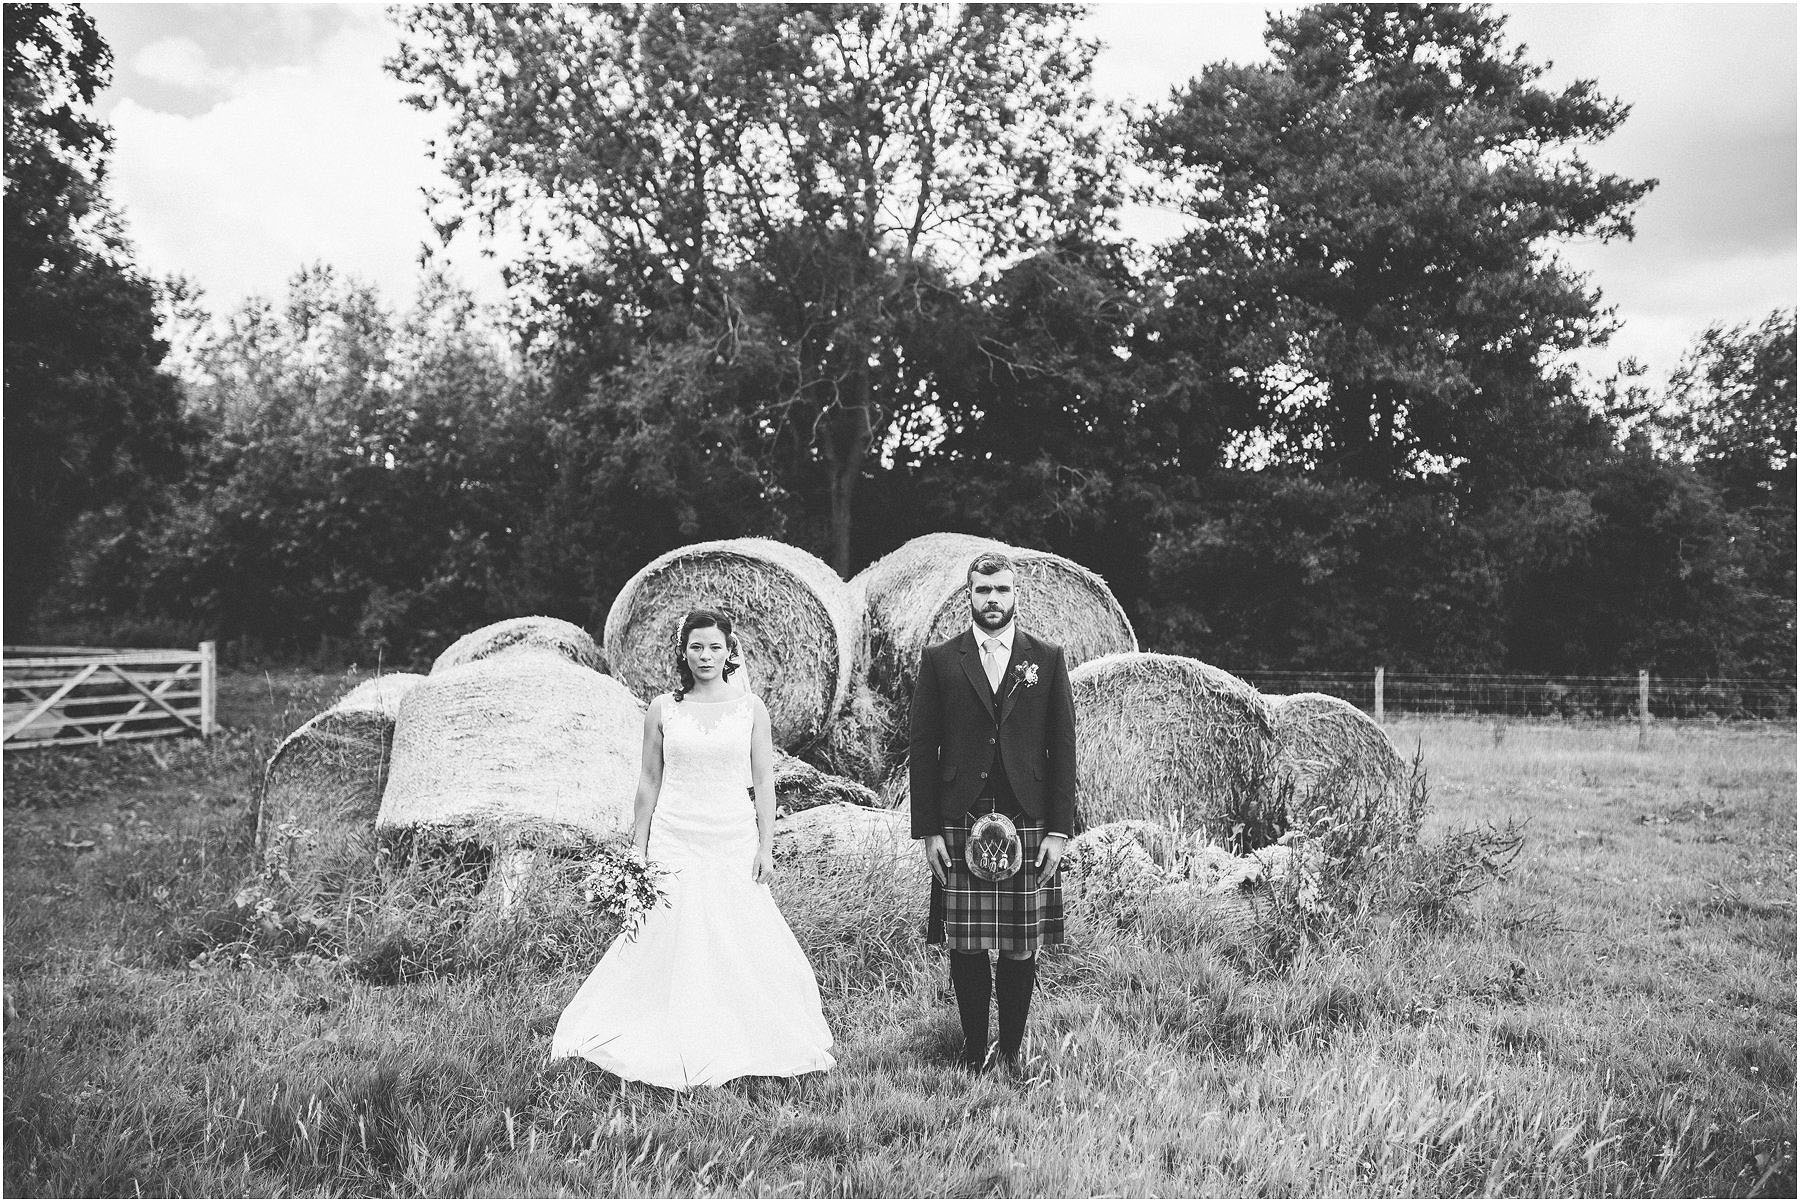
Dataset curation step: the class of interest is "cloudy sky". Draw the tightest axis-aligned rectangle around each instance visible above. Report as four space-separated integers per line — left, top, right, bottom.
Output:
88 2 1796 384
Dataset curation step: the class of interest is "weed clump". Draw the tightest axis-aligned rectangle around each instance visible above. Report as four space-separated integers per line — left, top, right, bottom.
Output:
171 820 668 982
1067 755 1529 974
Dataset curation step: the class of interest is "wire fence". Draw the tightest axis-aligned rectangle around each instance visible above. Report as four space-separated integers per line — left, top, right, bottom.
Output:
1235 669 1796 722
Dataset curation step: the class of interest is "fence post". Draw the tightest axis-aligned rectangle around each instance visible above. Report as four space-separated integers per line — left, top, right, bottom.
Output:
1374 666 1385 724
1637 669 1649 750
200 640 218 738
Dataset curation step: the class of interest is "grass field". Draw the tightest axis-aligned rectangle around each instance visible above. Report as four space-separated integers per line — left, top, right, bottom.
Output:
4 670 1794 1197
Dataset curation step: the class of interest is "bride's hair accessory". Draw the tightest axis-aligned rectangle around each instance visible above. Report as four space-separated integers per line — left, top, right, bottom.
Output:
673 608 744 700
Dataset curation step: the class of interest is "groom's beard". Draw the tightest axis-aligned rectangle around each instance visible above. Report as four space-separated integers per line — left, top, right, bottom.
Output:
972 600 1015 630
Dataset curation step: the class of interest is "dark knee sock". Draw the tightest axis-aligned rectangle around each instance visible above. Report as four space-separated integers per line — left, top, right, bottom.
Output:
947 950 992 1062
995 954 1037 1060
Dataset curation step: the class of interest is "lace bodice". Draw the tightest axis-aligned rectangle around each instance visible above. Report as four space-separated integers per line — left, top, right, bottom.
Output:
659 693 755 797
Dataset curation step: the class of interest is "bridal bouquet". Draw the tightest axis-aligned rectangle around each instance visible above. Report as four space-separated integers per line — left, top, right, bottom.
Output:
573 842 668 938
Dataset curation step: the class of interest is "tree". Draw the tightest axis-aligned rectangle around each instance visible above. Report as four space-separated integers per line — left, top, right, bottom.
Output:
4 4 187 626
1653 311 1797 674
1140 473 1507 671
84 268 547 662
1658 310 1796 511
1494 444 1768 675
1139 3 1653 492
389 3 1117 571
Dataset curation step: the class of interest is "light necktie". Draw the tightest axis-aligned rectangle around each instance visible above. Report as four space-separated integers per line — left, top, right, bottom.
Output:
983 638 1004 694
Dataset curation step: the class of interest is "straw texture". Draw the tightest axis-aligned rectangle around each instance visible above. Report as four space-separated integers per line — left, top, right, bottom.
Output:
256 672 426 853
378 650 644 840
853 532 1138 708
1267 692 1418 852
1069 652 1277 844
432 616 604 675
772 803 927 896
774 751 881 813
604 538 859 753
1147 883 1273 941
1061 818 1311 943
1062 821 1173 920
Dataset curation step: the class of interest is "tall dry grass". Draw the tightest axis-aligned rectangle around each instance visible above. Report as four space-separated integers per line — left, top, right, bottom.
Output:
4 689 1793 1197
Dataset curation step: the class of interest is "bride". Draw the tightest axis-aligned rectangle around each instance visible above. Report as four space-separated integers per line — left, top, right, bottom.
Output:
551 609 835 1089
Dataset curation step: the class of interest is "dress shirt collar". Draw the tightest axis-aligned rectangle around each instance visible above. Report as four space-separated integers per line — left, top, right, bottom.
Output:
971 621 1017 654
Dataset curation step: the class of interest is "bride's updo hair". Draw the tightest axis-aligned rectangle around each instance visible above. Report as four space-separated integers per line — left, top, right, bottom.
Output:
673 609 743 701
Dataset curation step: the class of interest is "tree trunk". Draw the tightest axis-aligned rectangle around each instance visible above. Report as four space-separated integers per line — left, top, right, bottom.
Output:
822 369 875 576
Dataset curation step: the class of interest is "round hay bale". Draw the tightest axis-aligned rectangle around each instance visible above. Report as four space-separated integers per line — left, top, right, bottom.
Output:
875 764 911 811
433 616 604 675
772 803 926 893
1070 652 1277 847
810 679 900 786
1063 819 1180 877
256 672 427 853
1147 883 1274 941
1267 692 1417 854
1144 842 1321 942
853 532 1138 709
774 751 881 814
1062 821 1173 922
603 538 858 752
333 673 427 714
377 651 644 840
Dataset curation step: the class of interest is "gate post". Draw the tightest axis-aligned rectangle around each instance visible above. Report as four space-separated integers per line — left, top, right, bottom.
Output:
200 641 218 737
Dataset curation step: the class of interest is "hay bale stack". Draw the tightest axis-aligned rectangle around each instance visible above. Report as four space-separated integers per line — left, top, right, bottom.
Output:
1267 692 1417 853
772 803 926 893
433 616 604 675
774 751 881 814
604 538 858 753
256 672 427 853
377 651 644 841
854 532 1137 708
1070 653 1277 844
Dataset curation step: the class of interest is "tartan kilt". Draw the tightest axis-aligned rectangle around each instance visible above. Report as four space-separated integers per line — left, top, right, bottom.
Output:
927 811 1065 954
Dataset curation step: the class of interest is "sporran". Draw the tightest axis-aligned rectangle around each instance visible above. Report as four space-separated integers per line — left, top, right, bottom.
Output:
966 811 1024 881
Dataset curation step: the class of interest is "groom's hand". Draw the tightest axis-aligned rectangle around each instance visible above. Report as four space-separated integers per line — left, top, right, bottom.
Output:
1036 833 1068 879
923 835 950 885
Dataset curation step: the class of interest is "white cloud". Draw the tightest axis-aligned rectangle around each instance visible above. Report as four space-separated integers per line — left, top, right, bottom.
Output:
129 35 233 92
106 10 506 314
1086 2 1284 103
95 0 1790 388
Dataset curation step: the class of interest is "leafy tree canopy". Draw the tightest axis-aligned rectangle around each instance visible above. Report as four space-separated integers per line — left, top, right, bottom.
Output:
388 2 1119 571
1657 309 1796 511
1139 3 1653 491
4 3 187 627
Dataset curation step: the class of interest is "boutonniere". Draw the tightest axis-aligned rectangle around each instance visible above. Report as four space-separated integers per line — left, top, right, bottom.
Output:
1011 661 1040 689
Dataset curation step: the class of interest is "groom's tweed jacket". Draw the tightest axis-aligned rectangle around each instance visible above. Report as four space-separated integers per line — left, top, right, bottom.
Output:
908 627 1078 839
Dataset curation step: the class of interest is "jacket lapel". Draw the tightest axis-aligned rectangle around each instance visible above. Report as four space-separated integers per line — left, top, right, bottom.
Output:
957 630 998 718
997 630 1034 726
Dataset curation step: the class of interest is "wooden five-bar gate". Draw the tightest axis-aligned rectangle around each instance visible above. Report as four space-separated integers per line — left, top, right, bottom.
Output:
2 644 218 751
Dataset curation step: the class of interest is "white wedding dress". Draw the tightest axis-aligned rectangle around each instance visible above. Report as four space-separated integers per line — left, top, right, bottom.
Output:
550 693 835 1089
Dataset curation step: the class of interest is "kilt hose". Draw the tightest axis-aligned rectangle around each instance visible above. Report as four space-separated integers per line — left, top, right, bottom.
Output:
927 809 1065 955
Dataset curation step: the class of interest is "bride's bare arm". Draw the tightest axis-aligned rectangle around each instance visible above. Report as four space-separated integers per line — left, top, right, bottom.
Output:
749 696 778 882
631 697 666 858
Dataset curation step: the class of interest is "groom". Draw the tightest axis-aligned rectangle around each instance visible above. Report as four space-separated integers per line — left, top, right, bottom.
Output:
910 549 1078 1072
